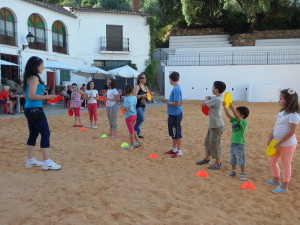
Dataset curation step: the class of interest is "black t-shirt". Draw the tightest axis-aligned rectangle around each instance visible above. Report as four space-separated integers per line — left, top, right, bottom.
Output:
136 85 147 108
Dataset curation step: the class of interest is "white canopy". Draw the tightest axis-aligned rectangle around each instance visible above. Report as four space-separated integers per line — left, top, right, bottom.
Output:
73 66 114 80
44 61 78 71
108 65 140 78
0 59 19 66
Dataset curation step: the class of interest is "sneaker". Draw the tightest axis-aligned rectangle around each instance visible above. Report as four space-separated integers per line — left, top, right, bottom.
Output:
25 158 43 168
272 187 288 194
87 125 93 128
171 152 182 158
92 126 98 129
240 173 247 181
208 163 222 170
227 170 236 177
134 141 141 147
196 159 210 165
72 124 78 127
125 145 135 149
138 135 144 138
42 160 61 170
265 180 281 186
164 149 176 155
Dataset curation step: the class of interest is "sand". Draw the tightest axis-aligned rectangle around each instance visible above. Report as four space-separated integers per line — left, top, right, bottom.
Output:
0 101 299 225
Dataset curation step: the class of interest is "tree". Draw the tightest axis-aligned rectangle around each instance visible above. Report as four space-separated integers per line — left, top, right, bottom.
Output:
98 0 131 10
81 0 98 7
181 0 225 25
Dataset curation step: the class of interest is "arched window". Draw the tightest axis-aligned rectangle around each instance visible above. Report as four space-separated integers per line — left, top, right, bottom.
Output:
28 14 46 51
0 8 16 46
52 21 67 54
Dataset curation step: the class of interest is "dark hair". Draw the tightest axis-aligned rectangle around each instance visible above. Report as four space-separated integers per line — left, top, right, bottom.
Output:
72 83 77 87
280 89 299 114
125 84 133 96
22 56 44 92
213 81 226 94
137 73 146 85
107 79 116 89
236 106 250 119
169 72 180 81
86 81 95 90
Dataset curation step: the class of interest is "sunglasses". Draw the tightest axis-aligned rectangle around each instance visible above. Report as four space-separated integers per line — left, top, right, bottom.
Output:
140 76 146 79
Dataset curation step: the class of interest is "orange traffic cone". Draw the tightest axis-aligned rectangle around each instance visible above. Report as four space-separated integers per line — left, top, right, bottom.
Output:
148 153 159 159
80 127 87 131
196 170 209 177
240 182 256 190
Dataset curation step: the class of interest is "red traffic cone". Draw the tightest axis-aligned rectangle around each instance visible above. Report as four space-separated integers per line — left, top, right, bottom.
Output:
196 170 209 177
80 127 87 131
240 182 256 190
148 153 159 159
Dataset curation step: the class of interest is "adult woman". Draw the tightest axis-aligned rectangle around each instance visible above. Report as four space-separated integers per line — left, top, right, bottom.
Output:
133 73 150 138
105 78 119 137
23 56 61 170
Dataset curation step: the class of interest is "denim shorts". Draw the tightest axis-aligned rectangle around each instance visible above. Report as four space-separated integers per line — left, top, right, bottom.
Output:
230 143 246 167
168 113 182 139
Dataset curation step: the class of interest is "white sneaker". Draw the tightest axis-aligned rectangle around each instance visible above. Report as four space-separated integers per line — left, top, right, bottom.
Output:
125 145 135 149
134 141 142 147
25 158 43 168
92 126 98 129
87 125 93 128
42 160 61 170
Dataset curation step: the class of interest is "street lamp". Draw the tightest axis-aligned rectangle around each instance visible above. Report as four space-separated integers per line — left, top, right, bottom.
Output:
22 32 35 50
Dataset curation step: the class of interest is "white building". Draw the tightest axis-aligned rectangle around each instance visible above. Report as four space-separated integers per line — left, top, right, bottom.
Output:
0 0 149 90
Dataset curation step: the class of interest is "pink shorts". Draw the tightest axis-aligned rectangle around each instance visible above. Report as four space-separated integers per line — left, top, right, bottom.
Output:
125 115 137 134
72 107 81 116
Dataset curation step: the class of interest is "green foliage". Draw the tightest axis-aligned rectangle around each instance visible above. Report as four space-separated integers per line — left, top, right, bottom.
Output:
143 60 158 87
99 0 131 10
81 0 98 7
257 14 290 30
222 9 250 34
181 0 225 25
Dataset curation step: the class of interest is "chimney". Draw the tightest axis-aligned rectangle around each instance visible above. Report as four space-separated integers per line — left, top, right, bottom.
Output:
132 0 140 12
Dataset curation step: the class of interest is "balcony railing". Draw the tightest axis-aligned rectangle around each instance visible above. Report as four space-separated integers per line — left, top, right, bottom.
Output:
100 37 129 52
52 40 68 54
30 37 47 51
0 29 16 46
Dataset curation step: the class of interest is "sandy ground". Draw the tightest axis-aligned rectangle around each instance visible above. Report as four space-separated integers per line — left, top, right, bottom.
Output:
0 101 299 225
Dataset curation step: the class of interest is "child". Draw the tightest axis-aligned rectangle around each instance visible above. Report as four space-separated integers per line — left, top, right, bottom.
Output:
70 83 86 127
223 103 249 180
105 79 119 138
122 85 141 149
162 71 183 158
266 88 299 193
85 81 99 128
196 81 226 169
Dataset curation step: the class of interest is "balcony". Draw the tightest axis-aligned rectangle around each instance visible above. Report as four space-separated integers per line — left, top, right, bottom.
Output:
30 37 47 51
52 40 68 54
0 29 16 46
100 37 129 52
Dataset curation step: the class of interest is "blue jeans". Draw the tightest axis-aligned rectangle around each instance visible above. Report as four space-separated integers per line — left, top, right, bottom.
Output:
24 107 50 148
134 106 146 135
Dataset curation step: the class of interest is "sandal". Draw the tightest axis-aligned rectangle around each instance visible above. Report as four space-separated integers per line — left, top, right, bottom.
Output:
196 159 210 165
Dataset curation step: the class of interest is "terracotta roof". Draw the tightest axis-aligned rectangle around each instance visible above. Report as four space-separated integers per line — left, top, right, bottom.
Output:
72 7 150 17
22 0 77 18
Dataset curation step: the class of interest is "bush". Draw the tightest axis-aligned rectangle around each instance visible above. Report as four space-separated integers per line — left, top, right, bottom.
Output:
257 15 290 30
143 60 158 88
222 10 250 34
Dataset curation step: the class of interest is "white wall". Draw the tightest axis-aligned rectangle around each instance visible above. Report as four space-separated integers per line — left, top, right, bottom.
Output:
164 64 300 102
0 0 150 86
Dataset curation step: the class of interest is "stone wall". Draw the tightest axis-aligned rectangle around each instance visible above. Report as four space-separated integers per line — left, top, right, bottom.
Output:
230 30 300 46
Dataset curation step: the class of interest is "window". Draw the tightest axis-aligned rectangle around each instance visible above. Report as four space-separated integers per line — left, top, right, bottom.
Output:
28 14 46 51
94 60 131 71
60 70 70 85
0 8 16 46
106 25 123 51
52 21 67 54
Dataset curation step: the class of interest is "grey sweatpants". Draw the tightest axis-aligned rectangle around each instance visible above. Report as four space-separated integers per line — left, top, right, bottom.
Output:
204 126 225 159
106 104 117 130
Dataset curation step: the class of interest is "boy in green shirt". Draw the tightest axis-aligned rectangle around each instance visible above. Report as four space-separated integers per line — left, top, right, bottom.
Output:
223 103 249 181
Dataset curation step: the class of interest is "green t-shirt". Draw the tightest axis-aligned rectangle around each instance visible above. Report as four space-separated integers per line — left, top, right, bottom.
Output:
230 117 247 145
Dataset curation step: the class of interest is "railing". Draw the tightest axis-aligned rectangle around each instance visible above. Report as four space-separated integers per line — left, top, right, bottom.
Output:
0 29 16 46
30 37 47 51
153 48 169 65
52 40 68 54
154 50 300 66
100 37 129 52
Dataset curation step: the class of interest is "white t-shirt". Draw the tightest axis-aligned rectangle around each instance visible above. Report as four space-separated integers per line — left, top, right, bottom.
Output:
106 88 119 107
85 90 98 104
273 111 299 146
